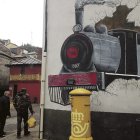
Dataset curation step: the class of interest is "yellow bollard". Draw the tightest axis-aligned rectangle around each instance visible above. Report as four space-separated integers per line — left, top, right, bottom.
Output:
69 88 93 140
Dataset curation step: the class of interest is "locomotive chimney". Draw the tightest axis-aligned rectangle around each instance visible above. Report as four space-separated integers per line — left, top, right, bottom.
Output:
75 0 105 28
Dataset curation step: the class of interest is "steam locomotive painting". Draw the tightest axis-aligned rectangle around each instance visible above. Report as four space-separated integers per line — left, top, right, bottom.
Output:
61 27 140 76
40 0 140 140
60 27 140 88
61 0 140 77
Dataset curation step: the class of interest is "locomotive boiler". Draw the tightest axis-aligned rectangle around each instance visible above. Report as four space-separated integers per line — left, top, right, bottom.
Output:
60 25 121 74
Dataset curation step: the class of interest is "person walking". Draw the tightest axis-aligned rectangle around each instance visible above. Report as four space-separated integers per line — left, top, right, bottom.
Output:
0 90 11 138
13 89 34 139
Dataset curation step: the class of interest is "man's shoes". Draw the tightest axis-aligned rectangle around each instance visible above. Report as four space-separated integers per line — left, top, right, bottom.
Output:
17 135 21 139
0 134 5 138
24 131 30 136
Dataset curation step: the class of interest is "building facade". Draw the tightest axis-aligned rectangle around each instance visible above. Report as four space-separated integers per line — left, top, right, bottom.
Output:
41 0 140 140
0 43 12 96
8 57 41 103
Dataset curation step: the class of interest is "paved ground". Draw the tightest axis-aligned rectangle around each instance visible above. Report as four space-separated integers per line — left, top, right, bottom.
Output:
1 125 40 140
0 104 40 140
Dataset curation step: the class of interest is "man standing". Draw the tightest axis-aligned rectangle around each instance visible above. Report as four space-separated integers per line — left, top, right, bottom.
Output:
0 90 11 138
13 89 34 139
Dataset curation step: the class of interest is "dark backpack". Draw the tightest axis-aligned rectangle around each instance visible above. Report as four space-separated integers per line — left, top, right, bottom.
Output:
16 95 29 110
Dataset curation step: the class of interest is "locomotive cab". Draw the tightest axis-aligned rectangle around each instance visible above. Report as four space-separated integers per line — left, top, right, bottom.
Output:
109 29 140 76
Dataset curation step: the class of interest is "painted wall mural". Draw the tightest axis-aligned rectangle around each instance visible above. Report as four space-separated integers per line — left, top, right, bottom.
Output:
44 0 140 139
47 0 140 113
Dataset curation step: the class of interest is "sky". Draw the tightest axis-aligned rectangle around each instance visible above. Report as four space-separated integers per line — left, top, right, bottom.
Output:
0 0 44 47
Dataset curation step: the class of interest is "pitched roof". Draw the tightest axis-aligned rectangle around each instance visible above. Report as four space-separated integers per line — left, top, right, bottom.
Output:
9 56 41 65
0 51 13 60
0 43 11 56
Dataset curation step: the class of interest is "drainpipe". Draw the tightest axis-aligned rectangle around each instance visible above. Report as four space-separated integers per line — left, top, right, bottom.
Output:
39 50 47 140
39 0 47 139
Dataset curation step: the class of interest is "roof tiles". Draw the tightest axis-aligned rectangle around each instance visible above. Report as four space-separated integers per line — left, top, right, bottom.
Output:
9 57 41 65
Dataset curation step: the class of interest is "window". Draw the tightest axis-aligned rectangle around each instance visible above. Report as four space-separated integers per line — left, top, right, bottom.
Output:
20 66 25 74
137 34 140 45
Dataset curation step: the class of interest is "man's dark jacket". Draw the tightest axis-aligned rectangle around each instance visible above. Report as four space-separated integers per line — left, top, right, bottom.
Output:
13 92 33 114
0 95 11 116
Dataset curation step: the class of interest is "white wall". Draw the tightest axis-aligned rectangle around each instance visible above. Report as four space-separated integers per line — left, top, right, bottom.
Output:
91 79 140 114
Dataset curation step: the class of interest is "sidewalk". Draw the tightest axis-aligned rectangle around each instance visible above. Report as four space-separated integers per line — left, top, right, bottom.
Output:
0 103 41 140
1 125 40 140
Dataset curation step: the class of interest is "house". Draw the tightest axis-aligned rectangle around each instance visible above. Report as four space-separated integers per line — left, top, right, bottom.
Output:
0 39 11 46
5 42 18 49
26 51 38 58
7 57 42 103
3 39 28 56
0 43 12 96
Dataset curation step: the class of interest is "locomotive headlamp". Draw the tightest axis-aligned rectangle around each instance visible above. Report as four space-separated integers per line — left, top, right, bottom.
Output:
66 46 79 59
73 24 82 32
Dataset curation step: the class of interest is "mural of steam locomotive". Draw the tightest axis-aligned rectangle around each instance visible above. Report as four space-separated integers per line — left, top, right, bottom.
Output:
41 0 140 140
60 1 140 90
61 13 140 77
60 25 140 87
47 27 140 139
